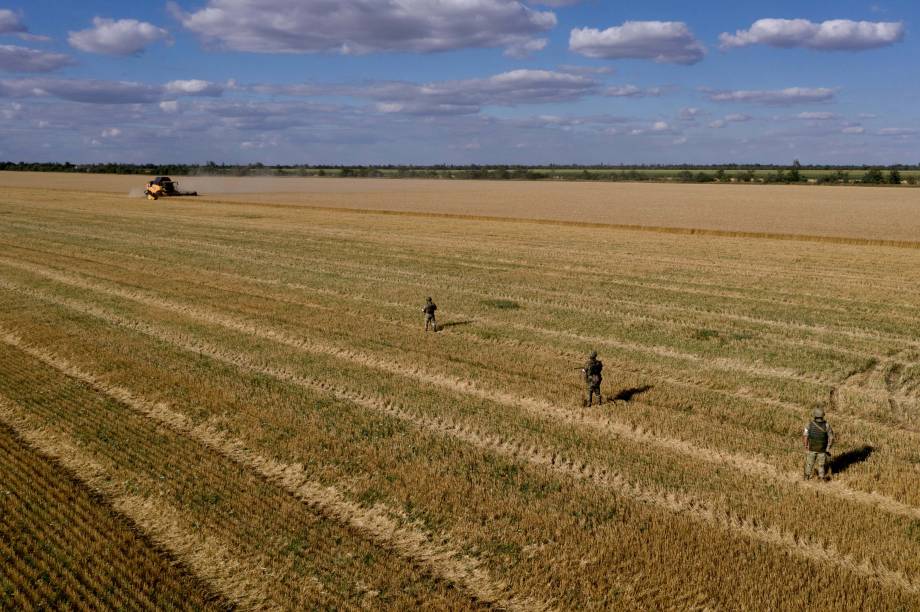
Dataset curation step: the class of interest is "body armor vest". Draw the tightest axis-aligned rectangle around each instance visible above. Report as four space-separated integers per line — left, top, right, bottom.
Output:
806 420 829 452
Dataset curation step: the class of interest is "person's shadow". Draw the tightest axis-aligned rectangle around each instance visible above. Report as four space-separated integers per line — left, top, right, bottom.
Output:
612 385 653 402
829 445 874 474
436 320 474 331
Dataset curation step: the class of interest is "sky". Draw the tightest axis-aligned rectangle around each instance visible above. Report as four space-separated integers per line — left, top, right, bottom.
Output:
0 0 917 165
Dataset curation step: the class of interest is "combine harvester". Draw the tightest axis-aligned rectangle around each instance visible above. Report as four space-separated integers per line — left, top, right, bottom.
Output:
144 177 198 200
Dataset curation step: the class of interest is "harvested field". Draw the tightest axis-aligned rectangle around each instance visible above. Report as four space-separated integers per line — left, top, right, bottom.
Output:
3 171 920 242
1 173 920 609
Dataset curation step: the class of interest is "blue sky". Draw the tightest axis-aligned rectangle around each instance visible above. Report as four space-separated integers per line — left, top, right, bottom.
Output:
0 0 917 164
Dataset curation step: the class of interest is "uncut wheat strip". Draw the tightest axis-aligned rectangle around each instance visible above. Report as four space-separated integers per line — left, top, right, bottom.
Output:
3 323 919 597
0 334 550 612
0 395 273 610
0 256 840 390
1 268 916 523
6 218 915 357
17 231 894 367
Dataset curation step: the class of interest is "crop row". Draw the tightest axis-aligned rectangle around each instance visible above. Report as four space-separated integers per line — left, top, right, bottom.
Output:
1 272 920 608
0 412 221 610
3 253 918 499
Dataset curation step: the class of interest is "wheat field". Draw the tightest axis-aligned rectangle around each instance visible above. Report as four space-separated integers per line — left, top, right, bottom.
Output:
2 175 920 610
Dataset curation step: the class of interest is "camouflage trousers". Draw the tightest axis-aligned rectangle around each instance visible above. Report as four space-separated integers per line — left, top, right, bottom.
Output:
425 314 436 331
804 451 828 479
586 383 603 406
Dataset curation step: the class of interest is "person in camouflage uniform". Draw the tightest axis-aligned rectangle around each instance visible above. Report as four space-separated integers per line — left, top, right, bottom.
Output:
582 351 604 406
803 407 834 480
423 297 438 332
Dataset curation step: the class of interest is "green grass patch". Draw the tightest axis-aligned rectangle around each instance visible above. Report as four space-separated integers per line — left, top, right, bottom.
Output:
480 299 521 310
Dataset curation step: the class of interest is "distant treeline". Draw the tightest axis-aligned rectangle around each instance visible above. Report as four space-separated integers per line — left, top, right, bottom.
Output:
1 161 917 185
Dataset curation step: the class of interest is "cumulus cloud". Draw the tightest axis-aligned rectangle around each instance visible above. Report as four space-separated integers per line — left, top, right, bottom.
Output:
503 37 547 59
603 84 665 98
68 17 171 56
0 77 226 104
159 100 179 113
165 79 224 96
678 107 704 121
0 45 73 73
557 64 615 75
708 113 752 128
170 0 555 56
0 9 48 41
719 19 904 51
704 87 836 105
0 78 162 104
0 9 25 35
796 111 837 120
250 69 600 115
569 21 705 64
878 127 917 136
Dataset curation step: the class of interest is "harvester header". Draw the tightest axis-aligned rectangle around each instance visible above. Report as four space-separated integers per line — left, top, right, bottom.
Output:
144 177 198 200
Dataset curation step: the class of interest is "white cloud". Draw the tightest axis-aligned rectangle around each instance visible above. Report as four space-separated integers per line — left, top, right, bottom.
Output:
101 127 121 138
719 19 904 51
0 45 73 73
0 78 162 103
569 21 705 64
253 69 600 115
796 111 837 120
603 84 664 98
708 114 751 129
878 127 917 136
557 64 615 75
841 126 864 134
651 121 670 132
0 77 226 104
0 9 48 41
165 79 224 96
0 9 25 35
503 37 547 59
704 87 836 105
159 100 180 113
170 0 555 56
68 17 171 56
678 107 704 121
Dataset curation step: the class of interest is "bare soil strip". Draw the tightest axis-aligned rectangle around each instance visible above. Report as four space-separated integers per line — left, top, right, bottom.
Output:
0 332 548 612
0 395 273 610
2 272 917 524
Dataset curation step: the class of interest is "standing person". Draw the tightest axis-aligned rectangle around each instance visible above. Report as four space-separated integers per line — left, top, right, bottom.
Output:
803 407 834 480
423 297 438 332
582 351 604 406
